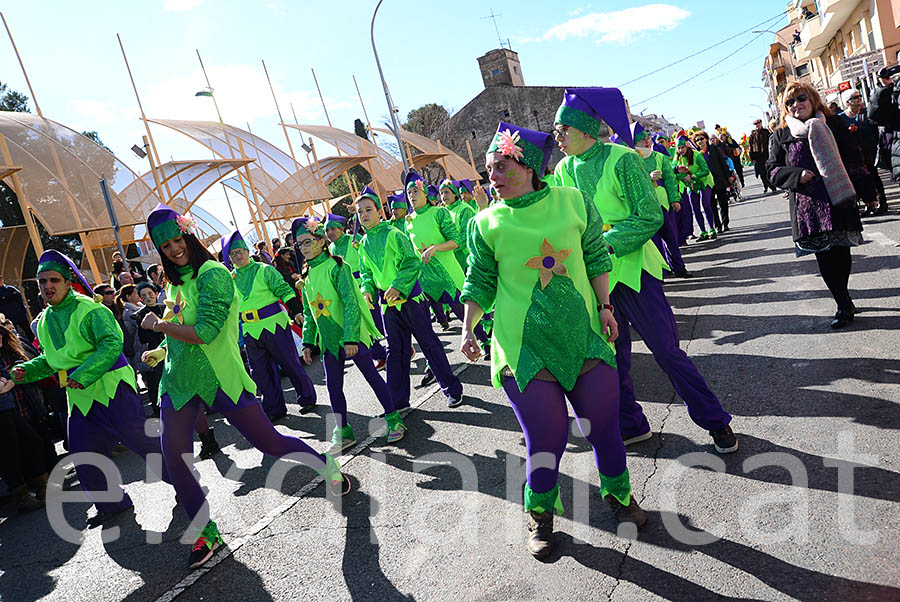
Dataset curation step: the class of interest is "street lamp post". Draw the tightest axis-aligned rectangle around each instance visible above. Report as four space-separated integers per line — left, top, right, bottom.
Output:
371 0 410 173
753 29 797 81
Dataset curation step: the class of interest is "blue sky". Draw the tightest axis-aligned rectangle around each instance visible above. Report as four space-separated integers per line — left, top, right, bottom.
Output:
0 0 788 231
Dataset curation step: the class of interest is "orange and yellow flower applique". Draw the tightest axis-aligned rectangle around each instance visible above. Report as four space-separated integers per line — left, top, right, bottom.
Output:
525 238 571 290
162 291 188 324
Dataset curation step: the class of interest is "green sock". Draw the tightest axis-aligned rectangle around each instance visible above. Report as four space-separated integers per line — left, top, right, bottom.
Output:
524 483 564 515
599 468 632 506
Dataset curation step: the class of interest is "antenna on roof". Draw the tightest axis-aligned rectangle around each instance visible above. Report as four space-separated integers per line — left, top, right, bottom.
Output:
482 8 508 49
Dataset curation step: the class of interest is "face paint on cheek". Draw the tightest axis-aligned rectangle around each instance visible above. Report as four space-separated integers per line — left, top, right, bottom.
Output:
570 131 583 148
506 168 522 187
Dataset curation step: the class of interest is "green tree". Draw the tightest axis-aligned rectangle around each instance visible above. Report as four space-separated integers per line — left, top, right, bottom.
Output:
0 82 30 112
81 130 111 152
403 103 449 137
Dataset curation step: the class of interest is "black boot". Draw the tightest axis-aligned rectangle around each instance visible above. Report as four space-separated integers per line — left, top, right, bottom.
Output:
526 511 554 559
199 428 221 459
604 495 648 531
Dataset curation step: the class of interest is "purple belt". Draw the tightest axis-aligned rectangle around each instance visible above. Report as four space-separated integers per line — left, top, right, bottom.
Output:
240 301 284 324
59 353 128 387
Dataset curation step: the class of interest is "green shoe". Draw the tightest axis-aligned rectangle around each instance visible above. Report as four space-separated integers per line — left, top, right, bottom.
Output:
385 411 407 443
188 520 223 569
327 424 356 455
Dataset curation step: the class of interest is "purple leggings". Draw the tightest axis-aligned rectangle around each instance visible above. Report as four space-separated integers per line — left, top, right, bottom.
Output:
436 291 488 343
323 343 394 426
677 191 694 244
501 362 625 494
689 187 716 232
160 390 326 522
652 207 686 273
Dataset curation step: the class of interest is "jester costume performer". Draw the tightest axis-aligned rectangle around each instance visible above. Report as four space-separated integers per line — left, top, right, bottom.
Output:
13 250 169 520
354 186 464 409
145 205 348 569
457 178 477 211
552 88 736 454
462 122 644 558
630 122 690 278
222 230 316 420
325 214 387 366
293 217 405 453
441 178 478 272
388 194 409 232
673 135 717 241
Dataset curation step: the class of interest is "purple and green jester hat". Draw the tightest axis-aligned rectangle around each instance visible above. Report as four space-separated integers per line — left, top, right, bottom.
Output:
555 87 633 148
439 178 460 197
486 121 554 176
220 230 249 270
291 216 326 241
652 133 671 156
630 122 649 149
388 193 408 211
355 184 382 210
37 249 95 298
324 213 346 230
403 170 425 205
147 204 198 251
426 184 439 202
457 179 474 197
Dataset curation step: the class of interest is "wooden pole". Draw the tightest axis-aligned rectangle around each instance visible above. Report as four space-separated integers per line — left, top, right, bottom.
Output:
435 139 451 176
2 12 101 282
0 134 42 256
117 34 172 203
465 139 480 181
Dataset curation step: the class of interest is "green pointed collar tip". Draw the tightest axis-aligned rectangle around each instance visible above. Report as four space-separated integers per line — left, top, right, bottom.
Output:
524 483 564 515
554 104 602 139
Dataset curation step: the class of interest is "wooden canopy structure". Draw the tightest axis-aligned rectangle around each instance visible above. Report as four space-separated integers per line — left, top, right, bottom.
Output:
374 127 480 180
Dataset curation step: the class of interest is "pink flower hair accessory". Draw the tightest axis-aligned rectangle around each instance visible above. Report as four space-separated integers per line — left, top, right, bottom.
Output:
175 213 196 234
496 129 524 161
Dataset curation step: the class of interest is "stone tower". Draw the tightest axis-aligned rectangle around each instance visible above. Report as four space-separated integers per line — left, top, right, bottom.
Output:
477 48 525 88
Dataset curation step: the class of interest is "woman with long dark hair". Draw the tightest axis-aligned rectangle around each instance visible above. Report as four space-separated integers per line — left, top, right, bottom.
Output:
767 83 865 328
140 206 349 569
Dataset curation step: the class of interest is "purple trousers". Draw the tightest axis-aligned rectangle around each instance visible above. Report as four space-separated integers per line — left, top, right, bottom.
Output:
677 191 694 245
611 272 731 438
323 343 393 426
67 382 169 513
383 284 462 408
160 389 327 522
689 187 716 232
436 291 488 343
369 308 387 362
652 207 686 274
245 323 316 416
502 362 625 493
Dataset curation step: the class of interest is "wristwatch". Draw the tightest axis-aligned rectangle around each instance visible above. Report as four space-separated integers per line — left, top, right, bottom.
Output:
598 303 614 313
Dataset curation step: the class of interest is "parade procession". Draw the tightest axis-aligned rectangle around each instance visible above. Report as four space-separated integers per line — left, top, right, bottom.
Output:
0 1 897 600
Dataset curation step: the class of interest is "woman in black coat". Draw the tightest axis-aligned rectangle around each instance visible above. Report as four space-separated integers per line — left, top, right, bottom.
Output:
767 83 865 329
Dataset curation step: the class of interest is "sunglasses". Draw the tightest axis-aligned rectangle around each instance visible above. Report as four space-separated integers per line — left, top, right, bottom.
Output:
848 95 861 101
785 94 809 108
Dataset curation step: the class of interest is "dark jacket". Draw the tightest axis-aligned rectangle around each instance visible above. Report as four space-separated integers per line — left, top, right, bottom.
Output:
838 110 879 166
867 82 900 179
748 128 771 160
705 144 732 189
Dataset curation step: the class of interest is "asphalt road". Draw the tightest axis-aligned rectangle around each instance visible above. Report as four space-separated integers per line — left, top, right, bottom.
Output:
2 177 899 602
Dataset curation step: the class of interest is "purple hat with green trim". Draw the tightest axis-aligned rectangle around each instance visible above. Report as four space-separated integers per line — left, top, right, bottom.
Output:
426 184 439 200
630 122 648 146
652 133 670 156
36 249 94 296
439 179 460 196
146 204 196 249
356 184 381 209
388 193 408 210
555 87 633 147
221 230 248 270
403 170 424 190
486 121 554 175
324 213 346 229
291 216 325 240
458 179 474 196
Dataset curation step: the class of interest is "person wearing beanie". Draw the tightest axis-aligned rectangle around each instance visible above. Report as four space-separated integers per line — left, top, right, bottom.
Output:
353 186 464 410
293 216 406 453
140 205 349 570
673 134 716 240
388 193 410 232
12 250 171 524
222 229 317 421
552 88 737 455
461 121 645 558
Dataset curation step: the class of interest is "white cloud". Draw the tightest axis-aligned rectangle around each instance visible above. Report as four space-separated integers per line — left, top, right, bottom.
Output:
163 0 203 11
525 4 690 44
569 4 590 17
265 2 286 15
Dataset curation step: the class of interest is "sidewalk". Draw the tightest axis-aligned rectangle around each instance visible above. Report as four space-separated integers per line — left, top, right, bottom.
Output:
3 179 899 601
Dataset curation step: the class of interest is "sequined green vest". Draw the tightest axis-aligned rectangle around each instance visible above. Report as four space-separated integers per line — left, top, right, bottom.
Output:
161 261 256 410
406 204 465 297
37 295 137 416
234 262 290 340
330 233 361 274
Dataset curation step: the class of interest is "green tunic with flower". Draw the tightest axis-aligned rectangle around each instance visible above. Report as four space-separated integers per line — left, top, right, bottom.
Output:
358 220 425 309
17 290 137 416
554 142 666 293
461 185 616 392
445 199 477 272
158 261 256 410
329 232 363 275
405 204 465 302
301 253 380 358
672 148 713 193
231 259 297 340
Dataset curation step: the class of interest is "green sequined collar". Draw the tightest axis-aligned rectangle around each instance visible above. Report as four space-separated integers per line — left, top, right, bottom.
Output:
364 220 389 234
48 288 78 310
575 141 605 161
412 203 432 215
307 252 331 268
502 185 552 209
234 259 256 272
